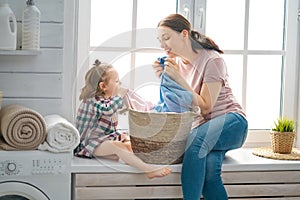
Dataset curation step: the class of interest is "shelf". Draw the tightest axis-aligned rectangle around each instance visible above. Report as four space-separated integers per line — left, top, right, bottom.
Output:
0 50 41 55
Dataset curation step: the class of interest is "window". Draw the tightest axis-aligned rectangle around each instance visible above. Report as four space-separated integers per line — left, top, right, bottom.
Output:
88 0 177 103
179 0 286 130
76 0 300 147
204 0 285 130
184 0 299 146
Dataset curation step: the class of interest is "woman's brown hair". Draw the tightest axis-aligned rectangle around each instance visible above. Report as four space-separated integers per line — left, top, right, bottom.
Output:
79 59 113 101
158 14 223 54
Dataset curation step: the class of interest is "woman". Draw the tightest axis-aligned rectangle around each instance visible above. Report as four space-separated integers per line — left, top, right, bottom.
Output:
153 14 248 199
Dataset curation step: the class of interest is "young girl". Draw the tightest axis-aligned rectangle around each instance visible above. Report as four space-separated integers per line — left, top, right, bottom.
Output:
74 59 172 179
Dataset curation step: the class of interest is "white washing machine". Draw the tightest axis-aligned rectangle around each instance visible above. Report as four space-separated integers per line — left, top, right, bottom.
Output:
0 150 71 200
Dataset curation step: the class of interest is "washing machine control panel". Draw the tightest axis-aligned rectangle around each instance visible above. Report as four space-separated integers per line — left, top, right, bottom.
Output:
0 160 22 176
0 151 71 177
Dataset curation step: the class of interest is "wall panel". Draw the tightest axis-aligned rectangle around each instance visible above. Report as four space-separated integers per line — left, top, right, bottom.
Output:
1 98 62 116
9 0 64 23
0 73 62 98
0 0 65 117
0 49 63 73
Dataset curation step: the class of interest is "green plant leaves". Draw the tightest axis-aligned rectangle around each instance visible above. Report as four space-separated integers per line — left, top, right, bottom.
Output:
272 117 295 132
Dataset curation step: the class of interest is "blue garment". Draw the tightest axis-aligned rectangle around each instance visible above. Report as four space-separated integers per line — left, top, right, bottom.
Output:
158 56 167 67
153 72 193 113
181 113 248 200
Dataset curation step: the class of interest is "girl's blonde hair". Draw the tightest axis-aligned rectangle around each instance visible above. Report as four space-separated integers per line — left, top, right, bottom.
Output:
79 59 113 101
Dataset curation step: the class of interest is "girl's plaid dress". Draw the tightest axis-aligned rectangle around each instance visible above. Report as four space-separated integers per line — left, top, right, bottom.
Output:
74 95 125 158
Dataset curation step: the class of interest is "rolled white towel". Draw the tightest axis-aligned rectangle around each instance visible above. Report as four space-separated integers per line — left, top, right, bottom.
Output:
38 114 80 153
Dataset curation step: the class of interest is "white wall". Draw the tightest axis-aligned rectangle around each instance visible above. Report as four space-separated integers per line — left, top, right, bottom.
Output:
296 0 300 147
0 0 75 121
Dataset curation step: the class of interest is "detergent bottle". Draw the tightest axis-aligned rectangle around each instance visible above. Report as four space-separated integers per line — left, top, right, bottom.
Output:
0 3 17 50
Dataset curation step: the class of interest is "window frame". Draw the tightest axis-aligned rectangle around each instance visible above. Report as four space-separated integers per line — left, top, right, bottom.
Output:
73 0 300 147
181 0 300 147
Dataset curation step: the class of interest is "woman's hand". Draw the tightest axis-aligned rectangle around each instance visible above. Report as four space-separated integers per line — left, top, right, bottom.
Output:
152 57 179 78
164 65 192 93
164 58 179 71
152 60 164 78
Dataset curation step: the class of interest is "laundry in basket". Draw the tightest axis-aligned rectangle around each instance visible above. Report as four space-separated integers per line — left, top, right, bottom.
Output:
129 109 196 164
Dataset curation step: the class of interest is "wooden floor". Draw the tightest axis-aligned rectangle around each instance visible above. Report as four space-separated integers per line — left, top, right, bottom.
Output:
71 148 300 200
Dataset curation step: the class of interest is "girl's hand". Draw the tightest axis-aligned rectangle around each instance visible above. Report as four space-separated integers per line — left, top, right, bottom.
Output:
152 60 164 78
118 86 129 98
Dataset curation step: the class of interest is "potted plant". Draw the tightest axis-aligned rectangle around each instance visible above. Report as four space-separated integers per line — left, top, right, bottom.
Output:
270 117 296 154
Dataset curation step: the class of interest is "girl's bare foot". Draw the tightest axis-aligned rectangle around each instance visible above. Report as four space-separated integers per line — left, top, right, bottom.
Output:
101 154 120 161
146 167 172 179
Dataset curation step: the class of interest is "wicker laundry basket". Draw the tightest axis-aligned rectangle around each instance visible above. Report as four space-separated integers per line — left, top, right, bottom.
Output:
128 109 196 164
270 131 296 154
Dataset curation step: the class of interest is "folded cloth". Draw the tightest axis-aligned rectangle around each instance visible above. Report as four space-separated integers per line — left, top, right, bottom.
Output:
154 72 194 113
38 114 80 153
0 104 46 150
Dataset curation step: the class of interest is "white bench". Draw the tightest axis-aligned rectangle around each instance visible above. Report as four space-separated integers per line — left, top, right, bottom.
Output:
71 148 300 200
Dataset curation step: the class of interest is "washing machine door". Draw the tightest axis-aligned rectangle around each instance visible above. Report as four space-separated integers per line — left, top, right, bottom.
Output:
0 182 49 200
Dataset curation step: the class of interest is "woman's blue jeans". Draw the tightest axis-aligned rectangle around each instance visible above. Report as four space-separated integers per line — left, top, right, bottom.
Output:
181 112 248 200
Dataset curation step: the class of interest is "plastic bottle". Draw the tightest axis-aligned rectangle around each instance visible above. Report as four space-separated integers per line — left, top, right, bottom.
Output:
22 0 41 50
0 3 17 50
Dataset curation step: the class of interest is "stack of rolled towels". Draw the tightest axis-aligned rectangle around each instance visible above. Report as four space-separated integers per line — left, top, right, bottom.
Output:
38 114 80 153
0 104 79 152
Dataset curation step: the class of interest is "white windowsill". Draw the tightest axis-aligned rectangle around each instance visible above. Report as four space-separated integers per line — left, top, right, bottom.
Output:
71 148 300 174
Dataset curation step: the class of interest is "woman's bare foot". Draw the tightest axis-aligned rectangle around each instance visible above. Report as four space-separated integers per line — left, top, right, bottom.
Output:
146 167 172 179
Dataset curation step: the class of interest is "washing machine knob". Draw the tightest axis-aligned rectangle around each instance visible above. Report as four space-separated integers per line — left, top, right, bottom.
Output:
7 162 17 172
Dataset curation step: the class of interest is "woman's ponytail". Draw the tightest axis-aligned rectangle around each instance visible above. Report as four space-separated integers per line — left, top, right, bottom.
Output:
158 14 223 54
191 30 223 54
